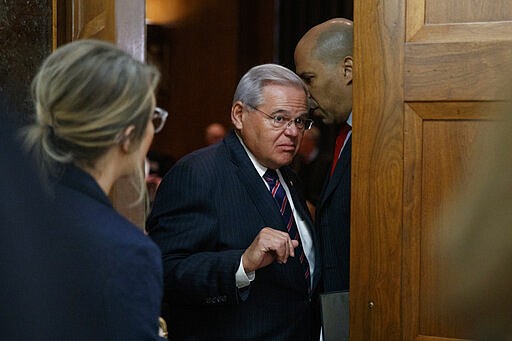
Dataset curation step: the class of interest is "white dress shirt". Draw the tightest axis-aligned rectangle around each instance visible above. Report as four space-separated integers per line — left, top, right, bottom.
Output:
235 135 315 288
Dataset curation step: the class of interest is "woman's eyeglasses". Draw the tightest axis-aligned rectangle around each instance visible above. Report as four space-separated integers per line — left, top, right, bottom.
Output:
152 107 169 133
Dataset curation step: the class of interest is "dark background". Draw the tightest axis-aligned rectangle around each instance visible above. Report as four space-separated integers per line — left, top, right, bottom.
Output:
0 0 352 159
148 0 353 163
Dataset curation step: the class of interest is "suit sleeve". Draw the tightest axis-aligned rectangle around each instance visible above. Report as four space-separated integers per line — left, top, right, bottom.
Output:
147 160 243 306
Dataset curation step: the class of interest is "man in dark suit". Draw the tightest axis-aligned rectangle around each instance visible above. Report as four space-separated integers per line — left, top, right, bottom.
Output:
294 18 353 340
294 18 353 294
147 64 321 340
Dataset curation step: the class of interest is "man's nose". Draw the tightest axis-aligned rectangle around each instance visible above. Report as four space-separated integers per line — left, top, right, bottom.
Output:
284 120 300 135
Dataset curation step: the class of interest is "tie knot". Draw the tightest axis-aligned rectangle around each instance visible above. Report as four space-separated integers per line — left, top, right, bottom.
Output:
339 121 351 135
263 169 279 182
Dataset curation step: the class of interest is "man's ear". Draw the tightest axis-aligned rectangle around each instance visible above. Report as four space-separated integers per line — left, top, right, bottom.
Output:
120 125 136 153
343 56 353 85
231 101 245 130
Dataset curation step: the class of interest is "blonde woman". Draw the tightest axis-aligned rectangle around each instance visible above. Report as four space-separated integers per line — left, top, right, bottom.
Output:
24 39 168 340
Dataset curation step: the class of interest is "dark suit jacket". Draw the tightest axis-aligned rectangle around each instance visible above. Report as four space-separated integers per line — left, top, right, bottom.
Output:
1 120 70 340
0 115 163 339
147 130 321 340
316 136 352 292
48 165 164 340
292 150 332 206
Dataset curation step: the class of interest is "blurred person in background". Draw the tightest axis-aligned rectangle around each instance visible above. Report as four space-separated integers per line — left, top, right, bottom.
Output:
204 121 227 145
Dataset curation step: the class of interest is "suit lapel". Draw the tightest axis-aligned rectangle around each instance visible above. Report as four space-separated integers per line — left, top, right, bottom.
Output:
280 167 312 226
223 131 286 232
318 136 352 209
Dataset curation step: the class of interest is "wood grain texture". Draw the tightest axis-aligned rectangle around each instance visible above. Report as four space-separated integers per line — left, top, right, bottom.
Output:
405 0 512 103
408 22 512 43
402 104 423 341
405 0 425 41
405 41 512 101
401 88 503 341
71 0 115 41
403 103 492 340
419 119 477 338
425 0 512 24
355 0 509 339
352 0 405 339
406 0 512 43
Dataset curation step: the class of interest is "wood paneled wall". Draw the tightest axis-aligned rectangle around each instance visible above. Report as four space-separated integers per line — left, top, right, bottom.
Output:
148 0 275 161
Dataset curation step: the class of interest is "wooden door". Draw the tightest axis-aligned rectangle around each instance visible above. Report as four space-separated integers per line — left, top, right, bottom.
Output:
54 0 147 229
53 0 115 46
351 0 512 340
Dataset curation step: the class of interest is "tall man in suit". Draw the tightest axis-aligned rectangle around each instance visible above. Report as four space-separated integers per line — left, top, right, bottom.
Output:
294 18 353 294
147 64 321 340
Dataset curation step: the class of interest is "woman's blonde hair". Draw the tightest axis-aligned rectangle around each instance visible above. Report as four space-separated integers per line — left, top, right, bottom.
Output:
24 39 160 202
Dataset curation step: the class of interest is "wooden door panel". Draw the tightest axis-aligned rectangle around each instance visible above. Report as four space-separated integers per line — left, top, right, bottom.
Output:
351 0 406 339
425 0 512 24
404 40 512 101
402 103 496 341
354 0 510 339
405 0 512 101
405 42 512 101
407 0 512 42
54 0 146 229
70 1 115 40
54 0 115 45
408 22 512 43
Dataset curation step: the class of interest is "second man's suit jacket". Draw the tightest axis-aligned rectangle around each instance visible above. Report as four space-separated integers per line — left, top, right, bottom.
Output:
316 136 352 292
147 130 321 340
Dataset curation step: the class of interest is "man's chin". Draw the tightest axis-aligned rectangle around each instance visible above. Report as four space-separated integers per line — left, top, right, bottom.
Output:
313 108 334 124
320 116 336 125
272 154 296 168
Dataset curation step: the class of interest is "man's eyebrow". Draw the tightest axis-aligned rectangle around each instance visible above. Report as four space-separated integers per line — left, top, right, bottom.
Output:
272 109 309 116
271 109 292 115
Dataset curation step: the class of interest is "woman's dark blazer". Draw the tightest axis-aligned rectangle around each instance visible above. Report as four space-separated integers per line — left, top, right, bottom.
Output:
49 165 164 340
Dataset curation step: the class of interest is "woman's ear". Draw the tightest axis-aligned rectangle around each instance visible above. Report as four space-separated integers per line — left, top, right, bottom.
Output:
231 101 245 131
120 125 136 153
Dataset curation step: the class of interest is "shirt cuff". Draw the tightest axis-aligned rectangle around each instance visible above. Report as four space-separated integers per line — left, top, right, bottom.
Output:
235 256 255 288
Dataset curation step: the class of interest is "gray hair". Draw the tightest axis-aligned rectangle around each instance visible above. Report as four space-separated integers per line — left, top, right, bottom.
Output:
233 63 309 108
24 39 160 201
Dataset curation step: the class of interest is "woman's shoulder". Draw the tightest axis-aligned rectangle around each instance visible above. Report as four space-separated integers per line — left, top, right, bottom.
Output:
54 178 157 253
